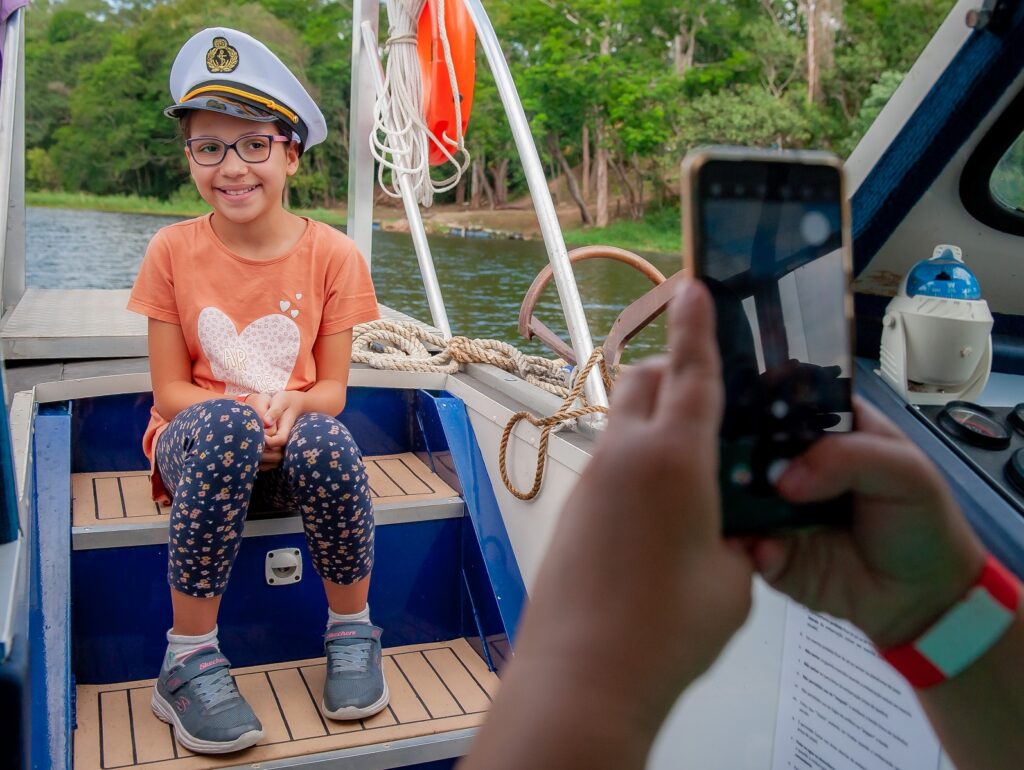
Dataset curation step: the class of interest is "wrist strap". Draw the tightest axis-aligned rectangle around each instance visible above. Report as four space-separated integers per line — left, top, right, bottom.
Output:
880 555 1020 688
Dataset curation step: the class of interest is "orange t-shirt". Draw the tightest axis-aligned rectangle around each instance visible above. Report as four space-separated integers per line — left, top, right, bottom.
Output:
127 214 380 503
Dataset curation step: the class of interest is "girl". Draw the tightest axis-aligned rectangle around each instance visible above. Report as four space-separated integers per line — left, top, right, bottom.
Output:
127 28 386 754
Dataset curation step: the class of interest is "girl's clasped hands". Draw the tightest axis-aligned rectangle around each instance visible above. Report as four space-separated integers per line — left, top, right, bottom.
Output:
246 391 307 470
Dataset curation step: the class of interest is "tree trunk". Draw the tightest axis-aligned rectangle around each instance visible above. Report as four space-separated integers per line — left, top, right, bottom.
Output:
317 152 331 208
806 0 820 105
470 160 482 209
582 123 591 197
631 153 645 219
673 14 704 76
610 157 639 219
548 134 593 225
595 121 609 227
476 157 496 210
491 157 510 206
455 173 465 205
596 35 610 227
804 0 839 105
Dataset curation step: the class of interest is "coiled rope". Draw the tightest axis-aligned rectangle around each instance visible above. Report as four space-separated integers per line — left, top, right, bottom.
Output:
351 320 614 499
372 0 470 207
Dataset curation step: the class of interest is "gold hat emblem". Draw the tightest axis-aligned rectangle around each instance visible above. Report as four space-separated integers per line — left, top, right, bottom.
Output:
206 37 239 74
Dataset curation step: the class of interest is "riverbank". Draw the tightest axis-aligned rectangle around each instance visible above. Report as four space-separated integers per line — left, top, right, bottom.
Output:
27 191 680 255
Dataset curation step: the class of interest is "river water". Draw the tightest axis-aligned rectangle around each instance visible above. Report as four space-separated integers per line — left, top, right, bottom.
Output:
27 207 679 362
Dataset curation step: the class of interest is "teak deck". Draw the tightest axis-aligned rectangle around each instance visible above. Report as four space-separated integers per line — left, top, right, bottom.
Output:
74 638 499 770
72 452 459 528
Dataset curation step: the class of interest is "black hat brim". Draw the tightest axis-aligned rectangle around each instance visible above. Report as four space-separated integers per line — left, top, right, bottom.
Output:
164 95 279 124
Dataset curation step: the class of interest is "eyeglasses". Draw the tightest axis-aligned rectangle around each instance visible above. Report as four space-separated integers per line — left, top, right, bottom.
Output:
185 134 290 166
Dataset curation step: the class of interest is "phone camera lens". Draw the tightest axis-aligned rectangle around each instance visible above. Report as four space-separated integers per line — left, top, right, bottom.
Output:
710 183 722 197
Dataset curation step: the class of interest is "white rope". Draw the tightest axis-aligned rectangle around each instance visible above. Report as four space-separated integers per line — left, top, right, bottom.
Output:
372 0 470 207
351 320 575 397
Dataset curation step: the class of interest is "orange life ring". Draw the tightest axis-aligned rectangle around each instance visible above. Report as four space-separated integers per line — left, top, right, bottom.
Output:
417 0 475 166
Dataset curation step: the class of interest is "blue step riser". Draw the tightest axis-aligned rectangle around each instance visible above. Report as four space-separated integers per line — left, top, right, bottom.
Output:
72 518 465 685
70 388 422 473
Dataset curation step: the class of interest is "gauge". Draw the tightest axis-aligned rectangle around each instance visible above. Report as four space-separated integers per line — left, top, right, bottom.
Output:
937 401 1011 450
1006 448 1024 496
1009 403 1024 437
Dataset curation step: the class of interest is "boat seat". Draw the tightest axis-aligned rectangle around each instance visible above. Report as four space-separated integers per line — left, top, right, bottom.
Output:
74 637 498 770
71 452 463 550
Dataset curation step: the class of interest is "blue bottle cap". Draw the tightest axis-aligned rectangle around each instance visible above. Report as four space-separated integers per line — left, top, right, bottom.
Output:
906 248 982 300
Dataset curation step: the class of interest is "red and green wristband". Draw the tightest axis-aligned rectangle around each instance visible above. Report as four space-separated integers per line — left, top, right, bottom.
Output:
879 555 1021 688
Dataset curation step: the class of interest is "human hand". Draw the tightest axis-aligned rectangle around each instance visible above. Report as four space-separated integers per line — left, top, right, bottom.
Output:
513 280 753 730
242 393 283 471
750 397 987 648
263 391 306 450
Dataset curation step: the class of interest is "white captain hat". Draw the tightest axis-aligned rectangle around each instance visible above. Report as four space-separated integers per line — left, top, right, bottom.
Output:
164 27 327 151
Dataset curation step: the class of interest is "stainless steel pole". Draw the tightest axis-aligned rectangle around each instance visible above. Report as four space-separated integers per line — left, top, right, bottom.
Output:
0 9 26 318
461 0 608 410
360 22 452 338
347 0 379 268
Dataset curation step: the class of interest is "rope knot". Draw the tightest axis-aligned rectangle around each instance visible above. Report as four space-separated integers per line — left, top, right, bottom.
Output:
384 32 418 48
447 336 478 364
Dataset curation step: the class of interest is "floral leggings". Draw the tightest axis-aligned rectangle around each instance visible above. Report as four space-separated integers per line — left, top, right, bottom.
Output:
155 399 374 598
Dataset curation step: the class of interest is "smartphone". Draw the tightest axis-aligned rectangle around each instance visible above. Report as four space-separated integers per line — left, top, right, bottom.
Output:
682 147 855 535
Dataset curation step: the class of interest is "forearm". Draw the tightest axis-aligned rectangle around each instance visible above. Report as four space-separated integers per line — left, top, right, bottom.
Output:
297 379 346 417
915 603 1024 770
461 656 658 770
154 380 233 422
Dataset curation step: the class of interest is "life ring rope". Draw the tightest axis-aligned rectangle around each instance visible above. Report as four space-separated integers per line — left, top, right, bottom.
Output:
372 0 472 207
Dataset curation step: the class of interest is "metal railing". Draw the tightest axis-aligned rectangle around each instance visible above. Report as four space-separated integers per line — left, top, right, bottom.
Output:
0 7 26 322
347 0 609 410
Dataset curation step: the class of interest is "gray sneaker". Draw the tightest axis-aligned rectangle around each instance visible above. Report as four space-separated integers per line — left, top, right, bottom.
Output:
321 622 390 720
151 646 264 754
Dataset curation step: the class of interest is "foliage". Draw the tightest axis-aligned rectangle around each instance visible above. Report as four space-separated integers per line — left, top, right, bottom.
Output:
564 204 682 254
24 0 956 218
26 189 348 225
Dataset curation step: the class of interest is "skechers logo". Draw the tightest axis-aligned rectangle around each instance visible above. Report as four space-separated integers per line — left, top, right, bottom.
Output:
199 657 228 671
174 696 190 713
326 631 358 640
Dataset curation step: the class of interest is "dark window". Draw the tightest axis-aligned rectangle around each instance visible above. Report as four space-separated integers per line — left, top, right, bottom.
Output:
960 85 1024 235
990 131 1024 213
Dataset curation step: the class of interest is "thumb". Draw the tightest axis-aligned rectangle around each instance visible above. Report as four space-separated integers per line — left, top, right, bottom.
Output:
264 405 281 426
751 537 794 583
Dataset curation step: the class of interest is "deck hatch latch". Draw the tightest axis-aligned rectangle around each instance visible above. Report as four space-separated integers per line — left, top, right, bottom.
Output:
265 548 303 585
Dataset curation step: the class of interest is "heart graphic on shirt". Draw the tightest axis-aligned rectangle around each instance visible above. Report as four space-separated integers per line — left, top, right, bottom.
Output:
290 309 299 318
295 293 302 300
279 301 291 312
198 307 300 395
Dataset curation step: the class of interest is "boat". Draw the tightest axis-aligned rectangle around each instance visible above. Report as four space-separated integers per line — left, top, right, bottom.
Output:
0 0 1023 768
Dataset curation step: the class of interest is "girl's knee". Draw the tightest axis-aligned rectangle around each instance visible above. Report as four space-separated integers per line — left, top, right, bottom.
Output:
197 399 264 441
173 399 265 467
289 413 357 448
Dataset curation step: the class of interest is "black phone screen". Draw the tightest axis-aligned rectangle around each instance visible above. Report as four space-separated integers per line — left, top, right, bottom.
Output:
694 159 853 534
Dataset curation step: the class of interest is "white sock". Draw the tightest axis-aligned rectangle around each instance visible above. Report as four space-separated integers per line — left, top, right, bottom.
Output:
164 625 219 669
328 605 370 630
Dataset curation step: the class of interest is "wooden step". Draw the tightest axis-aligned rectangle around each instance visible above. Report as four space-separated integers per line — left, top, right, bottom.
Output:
72 452 463 550
74 637 498 770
